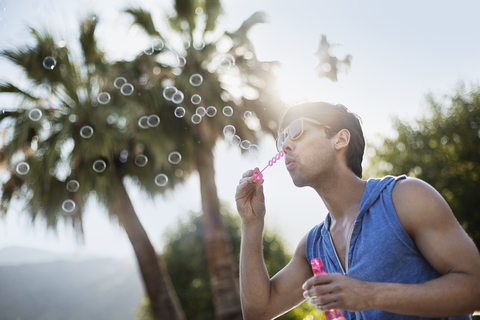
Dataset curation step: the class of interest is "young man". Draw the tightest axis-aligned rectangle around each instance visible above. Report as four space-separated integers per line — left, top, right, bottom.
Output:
235 102 480 320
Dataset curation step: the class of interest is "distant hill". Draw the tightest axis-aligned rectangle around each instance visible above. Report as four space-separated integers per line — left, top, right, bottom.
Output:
0 247 144 320
0 246 99 266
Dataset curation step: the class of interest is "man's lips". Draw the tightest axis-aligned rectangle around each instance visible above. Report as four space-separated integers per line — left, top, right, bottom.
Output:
285 157 295 170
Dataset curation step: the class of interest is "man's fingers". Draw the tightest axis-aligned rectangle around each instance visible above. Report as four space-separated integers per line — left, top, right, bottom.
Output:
302 274 332 290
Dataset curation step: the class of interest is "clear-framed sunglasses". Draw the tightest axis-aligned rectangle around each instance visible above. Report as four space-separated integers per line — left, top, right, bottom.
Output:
276 117 330 152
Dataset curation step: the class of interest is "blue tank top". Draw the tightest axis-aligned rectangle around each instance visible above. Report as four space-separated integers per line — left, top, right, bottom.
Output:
306 175 471 320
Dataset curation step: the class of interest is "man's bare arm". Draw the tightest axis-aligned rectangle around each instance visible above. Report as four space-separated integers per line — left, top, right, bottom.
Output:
240 228 312 320
236 169 312 320
377 178 480 316
303 178 480 317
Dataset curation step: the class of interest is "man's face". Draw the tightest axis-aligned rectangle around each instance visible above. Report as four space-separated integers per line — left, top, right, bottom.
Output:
280 118 337 188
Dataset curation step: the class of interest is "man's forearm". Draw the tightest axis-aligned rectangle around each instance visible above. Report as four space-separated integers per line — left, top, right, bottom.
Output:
239 220 272 319
370 272 480 317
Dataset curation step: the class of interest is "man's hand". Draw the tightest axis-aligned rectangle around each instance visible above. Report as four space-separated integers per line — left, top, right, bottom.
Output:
302 273 375 312
235 168 266 225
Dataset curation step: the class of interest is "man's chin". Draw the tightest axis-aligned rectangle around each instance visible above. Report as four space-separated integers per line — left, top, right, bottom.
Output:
290 174 308 188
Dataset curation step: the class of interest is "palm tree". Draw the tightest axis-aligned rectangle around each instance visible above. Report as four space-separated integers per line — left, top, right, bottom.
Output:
1 2 285 320
0 18 187 320
124 3 285 319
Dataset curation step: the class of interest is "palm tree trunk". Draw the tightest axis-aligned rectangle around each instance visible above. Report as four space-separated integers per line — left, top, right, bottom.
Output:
110 174 185 320
195 130 243 320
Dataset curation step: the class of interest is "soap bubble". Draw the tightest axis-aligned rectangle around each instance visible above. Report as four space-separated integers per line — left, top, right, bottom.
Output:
43 56 56 70
222 106 233 117
219 54 235 70
93 160 106 173
138 116 149 129
177 56 186 67
62 200 76 213
69 114 78 123
244 111 252 119
147 115 160 127
155 174 168 187
28 108 42 121
139 74 149 85
191 94 202 105
322 63 332 72
193 40 205 50
66 180 80 192
97 92 111 104
206 106 217 117
223 125 236 136
120 83 134 96
80 126 94 139
168 151 182 164
135 155 148 167
195 107 206 117
152 38 164 51
174 107 186 118
163 86 177 101
119 150 128 163
114 77 127 89
249 144 260 155
172 91 184 104
144 44 154 55
240 140 251 150
16 162 30 175
230 135 241 146
189 73 203 87
191 113 202 124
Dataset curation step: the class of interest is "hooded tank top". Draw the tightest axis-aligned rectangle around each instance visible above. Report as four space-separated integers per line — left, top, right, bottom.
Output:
306 175 471 320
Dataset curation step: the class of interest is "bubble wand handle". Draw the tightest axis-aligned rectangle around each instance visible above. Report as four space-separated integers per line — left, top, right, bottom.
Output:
310 258 347 320
252 150 284 183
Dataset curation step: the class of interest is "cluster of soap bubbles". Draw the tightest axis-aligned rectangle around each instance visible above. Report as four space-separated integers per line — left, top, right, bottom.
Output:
138 115 160 129
60 180 80 214
222 124 259 155
154 152 182 187
190 105 219 124
163 86 185 104
35 48 252 215
144 38 165 55
113 77 135 96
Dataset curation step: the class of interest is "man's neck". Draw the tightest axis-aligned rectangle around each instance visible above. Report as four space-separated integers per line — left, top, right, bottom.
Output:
313 171 367 227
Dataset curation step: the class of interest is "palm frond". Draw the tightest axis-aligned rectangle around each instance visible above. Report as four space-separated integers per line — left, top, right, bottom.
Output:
0 83 39 101
0 109 21 122
227 11 269 42
125 8 161 37
79 15 104 67
173 0 196 33
204 0 222 32
0 175 23 216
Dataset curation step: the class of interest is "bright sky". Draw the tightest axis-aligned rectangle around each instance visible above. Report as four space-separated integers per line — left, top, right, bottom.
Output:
1 0 479 259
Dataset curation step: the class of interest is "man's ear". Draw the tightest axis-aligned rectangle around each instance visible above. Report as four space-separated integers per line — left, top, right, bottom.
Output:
334 129 350 151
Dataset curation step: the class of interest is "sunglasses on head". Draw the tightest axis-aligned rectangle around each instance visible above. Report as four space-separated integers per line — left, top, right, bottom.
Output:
276 117 330 152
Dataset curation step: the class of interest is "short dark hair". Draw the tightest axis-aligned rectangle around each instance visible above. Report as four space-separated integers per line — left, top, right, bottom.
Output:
278 101 365 178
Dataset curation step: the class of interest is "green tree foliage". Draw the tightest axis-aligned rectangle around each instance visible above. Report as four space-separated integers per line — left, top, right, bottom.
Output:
367 83 480 247
135 204 326 320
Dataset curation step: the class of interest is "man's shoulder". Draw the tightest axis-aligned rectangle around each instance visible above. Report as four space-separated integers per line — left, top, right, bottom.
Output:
391 177 439 203
391 176 451 236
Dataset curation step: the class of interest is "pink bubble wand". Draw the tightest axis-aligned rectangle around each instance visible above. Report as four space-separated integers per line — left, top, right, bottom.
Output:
311 258 347 320
252 150 284 183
